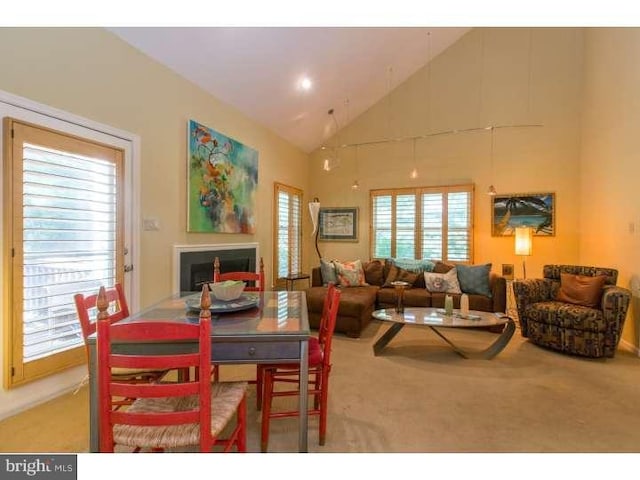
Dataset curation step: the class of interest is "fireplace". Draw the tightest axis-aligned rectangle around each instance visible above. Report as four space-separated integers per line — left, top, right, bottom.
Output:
172 243 259 293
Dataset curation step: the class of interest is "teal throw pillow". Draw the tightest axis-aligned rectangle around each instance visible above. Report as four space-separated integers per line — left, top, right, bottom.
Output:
320 258 338 285
456 263 492 297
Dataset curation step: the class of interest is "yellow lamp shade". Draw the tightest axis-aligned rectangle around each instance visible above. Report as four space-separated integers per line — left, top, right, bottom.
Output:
515 226 533 256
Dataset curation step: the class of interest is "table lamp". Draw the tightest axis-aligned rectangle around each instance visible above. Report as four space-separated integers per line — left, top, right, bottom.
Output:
514 226 533 279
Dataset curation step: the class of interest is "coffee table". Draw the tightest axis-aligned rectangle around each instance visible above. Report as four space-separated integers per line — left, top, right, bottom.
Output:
372 307 515 359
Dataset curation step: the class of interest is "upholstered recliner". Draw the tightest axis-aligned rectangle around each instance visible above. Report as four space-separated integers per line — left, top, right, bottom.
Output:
513 265 631 358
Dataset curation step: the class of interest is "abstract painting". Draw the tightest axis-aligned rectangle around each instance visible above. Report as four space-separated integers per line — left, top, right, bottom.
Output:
491 192 555 236
188 120 258 233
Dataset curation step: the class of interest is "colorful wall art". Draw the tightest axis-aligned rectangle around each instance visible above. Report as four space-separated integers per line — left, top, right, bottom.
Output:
188 120 258 233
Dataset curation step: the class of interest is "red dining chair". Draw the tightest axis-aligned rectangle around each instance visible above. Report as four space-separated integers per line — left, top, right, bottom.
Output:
256 282 337 411
213 256 265 291
212 256 265 384
97 285 248 453
259 285 341 452
74 284 169 403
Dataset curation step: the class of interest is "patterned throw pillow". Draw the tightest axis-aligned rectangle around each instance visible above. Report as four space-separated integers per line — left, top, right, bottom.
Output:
334 260 368 287
423 268 462 294
320 258 338 285
456 263 492 297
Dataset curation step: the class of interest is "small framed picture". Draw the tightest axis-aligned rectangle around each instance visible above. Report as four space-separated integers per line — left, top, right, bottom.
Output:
318 207 359 242
501 264 514 280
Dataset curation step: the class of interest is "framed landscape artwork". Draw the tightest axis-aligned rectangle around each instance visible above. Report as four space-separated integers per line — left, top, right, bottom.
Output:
187 120 258 233
491 192 555 236
319 207 359 241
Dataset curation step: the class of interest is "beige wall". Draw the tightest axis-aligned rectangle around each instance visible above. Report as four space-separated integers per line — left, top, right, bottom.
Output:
310 28 584 280
580 28 640 346
0 28 309 304
0 28 309 415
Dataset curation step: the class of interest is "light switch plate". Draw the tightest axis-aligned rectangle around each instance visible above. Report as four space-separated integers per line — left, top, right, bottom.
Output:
143 218 160 231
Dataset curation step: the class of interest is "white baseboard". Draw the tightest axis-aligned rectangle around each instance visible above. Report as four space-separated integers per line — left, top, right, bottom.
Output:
619 338 639 356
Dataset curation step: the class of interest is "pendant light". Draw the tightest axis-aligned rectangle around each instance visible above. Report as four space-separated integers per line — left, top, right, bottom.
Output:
351 144 360 190
410 139 418 179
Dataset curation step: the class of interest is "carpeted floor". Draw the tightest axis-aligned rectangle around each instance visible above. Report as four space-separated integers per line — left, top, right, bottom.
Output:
2 319 640 453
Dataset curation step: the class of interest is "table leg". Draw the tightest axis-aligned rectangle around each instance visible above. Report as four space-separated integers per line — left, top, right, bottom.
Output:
429 317 516 359
298 339 309 452
373 322 405 356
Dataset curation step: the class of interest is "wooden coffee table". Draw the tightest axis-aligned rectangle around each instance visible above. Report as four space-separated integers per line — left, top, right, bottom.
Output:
372 307 515 360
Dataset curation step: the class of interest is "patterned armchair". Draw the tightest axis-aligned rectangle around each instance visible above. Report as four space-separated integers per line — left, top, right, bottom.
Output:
513 265 631 358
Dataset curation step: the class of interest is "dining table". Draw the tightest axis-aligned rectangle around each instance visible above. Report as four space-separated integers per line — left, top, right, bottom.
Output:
86 289 310 452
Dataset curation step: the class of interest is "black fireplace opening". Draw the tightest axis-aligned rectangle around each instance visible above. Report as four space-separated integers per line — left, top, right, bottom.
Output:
180 248 257 292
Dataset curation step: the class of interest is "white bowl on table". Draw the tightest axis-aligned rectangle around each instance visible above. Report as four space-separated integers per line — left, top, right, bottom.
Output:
209 280 246 301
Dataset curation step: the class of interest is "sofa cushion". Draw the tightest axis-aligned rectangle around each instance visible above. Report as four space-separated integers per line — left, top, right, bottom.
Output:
556 273 606 308
382 264 419 288
457 263 492 297
433 261 454 274
363 260 385 286
334 260 367 287
384 258 434 288
524 301 606 331
320 258 337 285
424 268 462 294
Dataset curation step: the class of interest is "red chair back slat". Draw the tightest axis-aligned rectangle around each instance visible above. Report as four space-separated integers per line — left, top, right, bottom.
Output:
317 282 337 346
213 256 265 292
321 286 341 369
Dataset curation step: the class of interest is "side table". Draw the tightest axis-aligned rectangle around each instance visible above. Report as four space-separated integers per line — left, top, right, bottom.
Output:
284 272 311 291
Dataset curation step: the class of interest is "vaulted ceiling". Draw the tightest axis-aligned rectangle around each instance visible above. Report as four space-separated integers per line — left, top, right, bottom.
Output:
109 27 470 152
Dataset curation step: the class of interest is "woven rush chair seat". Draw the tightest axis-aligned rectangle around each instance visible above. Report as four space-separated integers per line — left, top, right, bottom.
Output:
113 382 247 449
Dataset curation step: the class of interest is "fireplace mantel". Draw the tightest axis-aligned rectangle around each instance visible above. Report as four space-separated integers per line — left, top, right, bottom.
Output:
172 242 259 294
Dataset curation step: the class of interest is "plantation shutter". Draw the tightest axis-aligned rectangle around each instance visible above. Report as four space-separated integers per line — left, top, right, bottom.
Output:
6 119 124 386
371 194 392 258
22 143 118 362
446 191 472 262
371 185 473 262
421 192 443 260
274 183 303 281
395 194 416 258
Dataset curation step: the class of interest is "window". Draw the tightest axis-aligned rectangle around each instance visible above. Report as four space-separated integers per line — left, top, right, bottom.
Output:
370 184 474 263
4 119 124 387
273 183 303 284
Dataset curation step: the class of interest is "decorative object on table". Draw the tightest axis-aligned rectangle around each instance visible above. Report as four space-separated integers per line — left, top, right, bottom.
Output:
318 207 358 241
308 197 321 260
444 295 453 315
209 280 246 301
391 281 410 313
514 226 533 279
184 291 259 313
491 192 555 236
513 264 631 358
460 293 469 316
501 263 515 280
187 119 258 233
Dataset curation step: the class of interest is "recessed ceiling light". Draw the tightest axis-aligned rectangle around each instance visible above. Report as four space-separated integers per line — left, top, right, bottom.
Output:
299 76 312 91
